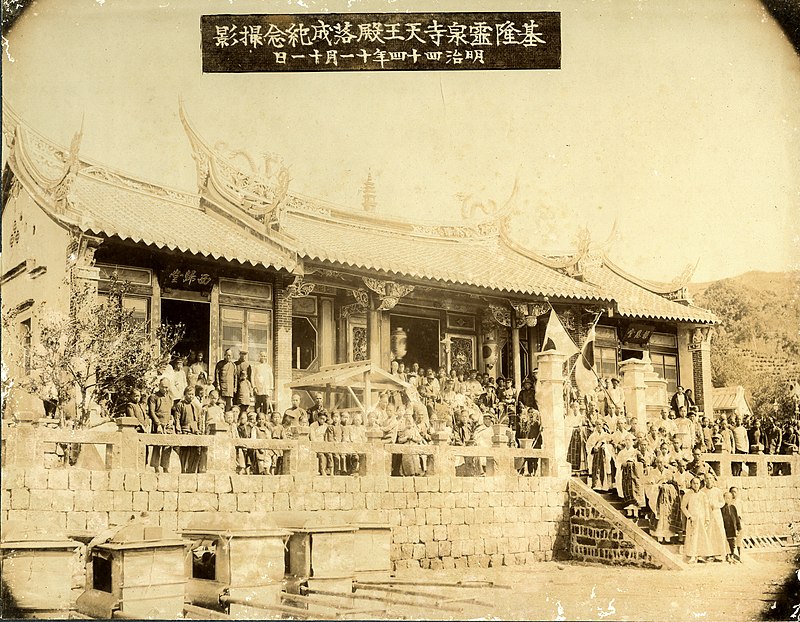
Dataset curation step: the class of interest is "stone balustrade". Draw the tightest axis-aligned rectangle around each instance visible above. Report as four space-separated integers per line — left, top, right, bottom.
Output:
1 422 551 478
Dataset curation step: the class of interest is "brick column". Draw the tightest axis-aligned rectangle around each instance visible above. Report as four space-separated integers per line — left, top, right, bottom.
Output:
274 276 293 410
690 327 715 415
535 350 571 477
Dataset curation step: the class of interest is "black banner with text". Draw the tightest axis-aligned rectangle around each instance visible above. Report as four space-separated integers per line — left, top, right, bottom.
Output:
201 12 560 72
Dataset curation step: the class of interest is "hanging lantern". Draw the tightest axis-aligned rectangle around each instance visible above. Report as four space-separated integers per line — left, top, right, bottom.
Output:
390 327 407 360
482 335 498 370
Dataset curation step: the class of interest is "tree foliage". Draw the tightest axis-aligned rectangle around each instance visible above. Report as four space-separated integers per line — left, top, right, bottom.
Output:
696 274 800 420
2 278 183 426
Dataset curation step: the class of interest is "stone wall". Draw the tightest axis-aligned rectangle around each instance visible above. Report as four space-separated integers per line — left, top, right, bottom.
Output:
1 466 570 571
715 474 800 538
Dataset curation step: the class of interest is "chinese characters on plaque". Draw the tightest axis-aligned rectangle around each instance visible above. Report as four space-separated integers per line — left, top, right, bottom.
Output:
160 267 216 293
201 13 561 72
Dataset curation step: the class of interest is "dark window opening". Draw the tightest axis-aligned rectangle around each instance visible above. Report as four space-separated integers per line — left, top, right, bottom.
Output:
292 316 317 370
389 314 440 372
92 553 113 593
161 298 210 364
191 539 217 580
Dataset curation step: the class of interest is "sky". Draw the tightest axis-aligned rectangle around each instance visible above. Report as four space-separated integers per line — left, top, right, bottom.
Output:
3 0 799 283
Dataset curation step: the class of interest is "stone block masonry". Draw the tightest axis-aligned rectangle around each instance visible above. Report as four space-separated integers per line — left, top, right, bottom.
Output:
1 464 570 571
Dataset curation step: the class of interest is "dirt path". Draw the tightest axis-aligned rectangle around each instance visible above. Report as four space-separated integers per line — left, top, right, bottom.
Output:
384 549 797 621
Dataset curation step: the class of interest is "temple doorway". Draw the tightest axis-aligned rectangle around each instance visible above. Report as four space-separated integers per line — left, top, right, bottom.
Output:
389 314 440 372
161 298 210 364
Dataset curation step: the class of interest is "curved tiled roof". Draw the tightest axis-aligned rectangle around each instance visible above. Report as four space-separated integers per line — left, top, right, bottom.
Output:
281 210 606 300
583 260 717 323
3 102 718 323
71 170 298 271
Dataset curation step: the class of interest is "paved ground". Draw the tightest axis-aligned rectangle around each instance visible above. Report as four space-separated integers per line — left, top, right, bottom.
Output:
376 549 797 621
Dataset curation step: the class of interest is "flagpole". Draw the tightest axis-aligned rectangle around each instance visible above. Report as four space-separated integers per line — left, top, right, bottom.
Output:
568 311 604 376
570 311 619 408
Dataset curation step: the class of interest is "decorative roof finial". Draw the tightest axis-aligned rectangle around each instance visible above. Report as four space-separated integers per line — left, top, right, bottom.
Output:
361 171 376 213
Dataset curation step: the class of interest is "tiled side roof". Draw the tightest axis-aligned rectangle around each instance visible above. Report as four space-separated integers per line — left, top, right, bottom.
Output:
281 212 606 300
712 386 751 413
71 173 298 271
583 262 717 324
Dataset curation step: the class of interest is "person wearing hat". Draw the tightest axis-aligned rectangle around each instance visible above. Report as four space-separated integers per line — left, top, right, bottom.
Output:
236 350 252 383
605 377 625 417
517 376 538 412
214 349 238 411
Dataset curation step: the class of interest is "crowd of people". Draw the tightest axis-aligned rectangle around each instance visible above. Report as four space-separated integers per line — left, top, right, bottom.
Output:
568 383 800 564
123 351 550 477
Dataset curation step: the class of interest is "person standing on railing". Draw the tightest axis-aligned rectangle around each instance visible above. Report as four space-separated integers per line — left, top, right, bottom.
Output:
251 350 274 415
174 386 202 473
282 393 307 429
148 378 176 473
214 349 238 411
732 415 749 476
250 412 273 475
268 411 286 474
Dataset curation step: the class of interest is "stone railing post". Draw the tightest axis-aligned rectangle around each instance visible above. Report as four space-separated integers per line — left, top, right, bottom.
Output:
205 425 236 473
718 454 732 478
535 350 571 478
5 422 38 468
619 358 648 431
113 417 146 470
429 444 455 477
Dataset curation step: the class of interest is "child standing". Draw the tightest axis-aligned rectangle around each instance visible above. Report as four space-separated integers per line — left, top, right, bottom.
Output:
269 411 285 474
236 370 254 409
326 412 345 475
251 412 273 475
310 412 331 475
723 490 743 563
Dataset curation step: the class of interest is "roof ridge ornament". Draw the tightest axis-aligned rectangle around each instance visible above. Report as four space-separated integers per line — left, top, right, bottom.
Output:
361 171 377 213
362 277 415 311
178 100 292 232
48 117 84 214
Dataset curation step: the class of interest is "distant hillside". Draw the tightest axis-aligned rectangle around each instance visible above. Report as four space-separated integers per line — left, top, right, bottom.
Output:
691 271 800 353
689 271 800 413
692 271 800 302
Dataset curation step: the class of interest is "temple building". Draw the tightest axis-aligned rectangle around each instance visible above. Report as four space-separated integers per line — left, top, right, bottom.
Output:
1 103 717 412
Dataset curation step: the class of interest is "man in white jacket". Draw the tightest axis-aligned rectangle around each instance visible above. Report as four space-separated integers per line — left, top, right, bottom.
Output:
251 350 274 414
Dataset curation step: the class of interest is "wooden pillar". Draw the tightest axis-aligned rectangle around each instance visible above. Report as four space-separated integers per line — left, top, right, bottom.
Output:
511 325 522 392
319 298 335 367
528 325 538 375
209 281 219 365
152 271 161 347
367 307 381 365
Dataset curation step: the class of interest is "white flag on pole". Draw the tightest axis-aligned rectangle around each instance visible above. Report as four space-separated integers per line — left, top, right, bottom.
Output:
540 309 579 358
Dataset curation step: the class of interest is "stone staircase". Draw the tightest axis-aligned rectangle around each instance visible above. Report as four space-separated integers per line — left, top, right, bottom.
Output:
568 478 685 570
593 488 684 561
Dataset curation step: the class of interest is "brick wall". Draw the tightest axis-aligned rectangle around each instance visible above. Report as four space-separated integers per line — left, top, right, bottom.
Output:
568 479 682 570
273 275 293 410
1 467 570 571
